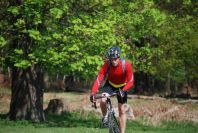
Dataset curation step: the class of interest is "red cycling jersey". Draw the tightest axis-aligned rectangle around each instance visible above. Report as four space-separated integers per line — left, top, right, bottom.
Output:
91 59 134 94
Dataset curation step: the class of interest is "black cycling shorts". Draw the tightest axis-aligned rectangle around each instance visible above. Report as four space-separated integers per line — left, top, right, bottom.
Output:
102 82 127 104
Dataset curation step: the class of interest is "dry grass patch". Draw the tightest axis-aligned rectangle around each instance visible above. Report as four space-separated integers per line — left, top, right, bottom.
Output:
0 88 11 113
131 98 198 125
1 88 198 126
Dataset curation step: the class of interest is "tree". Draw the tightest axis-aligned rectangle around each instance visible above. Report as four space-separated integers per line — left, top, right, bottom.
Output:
0 0 126 121
153 0 198 94
1 0 198 122
1 0 47 121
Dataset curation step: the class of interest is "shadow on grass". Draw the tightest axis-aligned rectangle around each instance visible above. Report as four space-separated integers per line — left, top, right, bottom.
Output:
0 111 154 130
1 111 198 133
0 111 102 128
0 113 8 119
41 111 102 128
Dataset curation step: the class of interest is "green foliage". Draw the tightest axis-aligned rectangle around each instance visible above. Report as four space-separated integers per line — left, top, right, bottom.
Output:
7 6 20 15
0 36 7 47
155 10 198 82
50 8 64 19
27 29 42 41
114 0 167 74
0 0 197 82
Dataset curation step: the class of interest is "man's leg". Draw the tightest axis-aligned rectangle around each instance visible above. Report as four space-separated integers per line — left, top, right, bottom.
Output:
100 93 108 116
118 103 126 133
100 93 111 127
101 84 113 118
100 84 114 127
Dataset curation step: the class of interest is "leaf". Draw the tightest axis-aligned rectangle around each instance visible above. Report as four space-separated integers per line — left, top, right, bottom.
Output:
14 60 31 68
15 19 25 27
14 49 23 55
52 33 62 39
7 6 20 15
50 8 63 19
0 36 7 47
27 29 42 41
183 0 191 5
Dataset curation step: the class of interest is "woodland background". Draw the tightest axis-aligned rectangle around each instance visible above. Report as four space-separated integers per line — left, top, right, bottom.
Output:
0 0 198 122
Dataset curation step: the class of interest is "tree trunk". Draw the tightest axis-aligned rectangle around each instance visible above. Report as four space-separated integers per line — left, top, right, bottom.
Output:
166 72 171 95
9 65 45 122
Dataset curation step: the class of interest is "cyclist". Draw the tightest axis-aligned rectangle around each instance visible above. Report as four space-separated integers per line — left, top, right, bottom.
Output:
90 46 134 133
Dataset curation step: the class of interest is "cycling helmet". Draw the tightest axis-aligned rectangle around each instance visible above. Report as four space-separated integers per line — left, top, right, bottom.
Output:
107 46 121 59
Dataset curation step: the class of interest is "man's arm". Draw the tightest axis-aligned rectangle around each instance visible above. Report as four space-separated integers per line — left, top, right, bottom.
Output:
91 62 108 94
122 62 134 91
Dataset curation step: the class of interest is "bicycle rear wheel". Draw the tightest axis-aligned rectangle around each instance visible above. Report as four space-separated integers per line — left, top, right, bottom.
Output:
108 112 120 133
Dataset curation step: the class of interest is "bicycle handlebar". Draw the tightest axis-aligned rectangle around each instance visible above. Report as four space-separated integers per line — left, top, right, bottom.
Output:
95 93 118 99
92 93 118 109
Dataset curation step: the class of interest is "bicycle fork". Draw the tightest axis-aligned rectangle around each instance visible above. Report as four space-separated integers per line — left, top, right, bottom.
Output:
106 99 120 133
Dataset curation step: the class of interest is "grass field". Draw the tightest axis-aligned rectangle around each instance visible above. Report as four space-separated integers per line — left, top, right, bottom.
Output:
0 111 198 133
0 88 198 133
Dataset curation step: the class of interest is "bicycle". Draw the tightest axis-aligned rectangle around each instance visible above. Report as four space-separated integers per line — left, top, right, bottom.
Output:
93 93 120 133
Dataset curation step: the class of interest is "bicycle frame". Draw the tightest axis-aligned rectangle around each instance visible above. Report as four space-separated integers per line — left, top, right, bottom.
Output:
94 93 120 133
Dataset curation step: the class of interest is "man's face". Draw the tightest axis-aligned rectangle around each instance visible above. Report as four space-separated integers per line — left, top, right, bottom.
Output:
111 58 120 67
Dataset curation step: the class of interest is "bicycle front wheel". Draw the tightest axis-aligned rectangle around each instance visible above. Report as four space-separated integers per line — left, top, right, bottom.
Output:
108 112 120 133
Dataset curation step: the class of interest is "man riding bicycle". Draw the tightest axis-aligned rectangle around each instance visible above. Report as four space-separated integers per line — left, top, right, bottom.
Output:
90 46 134 133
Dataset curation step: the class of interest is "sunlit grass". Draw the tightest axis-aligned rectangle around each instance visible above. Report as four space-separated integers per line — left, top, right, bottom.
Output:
0 111 198 133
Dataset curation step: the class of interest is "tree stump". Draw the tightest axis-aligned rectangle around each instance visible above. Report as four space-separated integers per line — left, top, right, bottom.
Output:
45 99 65 115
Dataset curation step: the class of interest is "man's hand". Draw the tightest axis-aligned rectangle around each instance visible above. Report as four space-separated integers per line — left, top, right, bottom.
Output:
118 89 125 98
90 94 96 103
